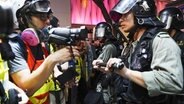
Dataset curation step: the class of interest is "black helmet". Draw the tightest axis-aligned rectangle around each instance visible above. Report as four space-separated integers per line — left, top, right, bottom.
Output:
16 0 52 30
110 0 165 27
18 0 51 14
95 22 114 40
159 7 184 30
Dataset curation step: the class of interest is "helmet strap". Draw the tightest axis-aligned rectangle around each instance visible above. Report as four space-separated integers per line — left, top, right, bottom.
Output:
127 17 139 41
128 26 138 41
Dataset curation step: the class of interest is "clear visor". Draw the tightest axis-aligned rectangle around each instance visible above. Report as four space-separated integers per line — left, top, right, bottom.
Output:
160 14 173 29
111 0 138 14
31 0 51 13
96 28 105 38
159 14 168 24
110 0 138 22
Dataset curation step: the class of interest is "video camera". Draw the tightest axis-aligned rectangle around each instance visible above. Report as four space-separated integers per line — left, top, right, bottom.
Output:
48 26 88 45
48 26 88 85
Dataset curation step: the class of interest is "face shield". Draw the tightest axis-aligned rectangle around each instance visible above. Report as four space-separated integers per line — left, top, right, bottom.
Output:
95 27 105 39
30 0 51 13
159 14 173 30
110 0 139 22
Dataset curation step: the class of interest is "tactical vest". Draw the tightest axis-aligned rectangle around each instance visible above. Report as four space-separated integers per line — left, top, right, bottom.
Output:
125 27 168 103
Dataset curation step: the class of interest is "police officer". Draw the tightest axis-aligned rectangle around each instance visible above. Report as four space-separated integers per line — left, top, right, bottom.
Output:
159 7 184 68
91 22 124 103
93 22 119 63
159 6 184 104
93 0 183 104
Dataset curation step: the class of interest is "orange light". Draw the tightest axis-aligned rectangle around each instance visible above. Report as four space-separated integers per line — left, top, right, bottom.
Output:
82 0 88 8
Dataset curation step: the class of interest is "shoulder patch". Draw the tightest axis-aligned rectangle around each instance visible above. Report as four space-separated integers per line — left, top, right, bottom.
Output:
156 32 170 38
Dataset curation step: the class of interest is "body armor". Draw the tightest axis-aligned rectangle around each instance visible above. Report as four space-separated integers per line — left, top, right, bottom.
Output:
124 27 168 103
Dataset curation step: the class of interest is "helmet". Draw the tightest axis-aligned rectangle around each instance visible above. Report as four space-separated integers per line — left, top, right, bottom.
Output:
16 0 52 30
94 22 114 40
110 0 165 27
17 0 52 15
159 7 184 30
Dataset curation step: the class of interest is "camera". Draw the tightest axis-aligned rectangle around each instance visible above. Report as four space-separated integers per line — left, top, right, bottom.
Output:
48 26 88 85
48 26 88 45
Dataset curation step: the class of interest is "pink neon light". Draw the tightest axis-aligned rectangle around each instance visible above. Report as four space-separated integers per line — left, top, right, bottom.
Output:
71 0 169 25
71 0 118 25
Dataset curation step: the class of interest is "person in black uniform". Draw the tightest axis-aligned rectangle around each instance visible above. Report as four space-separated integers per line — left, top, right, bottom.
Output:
93 0 183 104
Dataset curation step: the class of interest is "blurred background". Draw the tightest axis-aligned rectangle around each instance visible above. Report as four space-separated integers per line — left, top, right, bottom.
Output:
50 0 184 28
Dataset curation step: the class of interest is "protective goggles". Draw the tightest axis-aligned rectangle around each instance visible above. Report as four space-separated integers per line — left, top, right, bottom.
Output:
110 0 139 22
32 12 53 21
29 0 51 13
